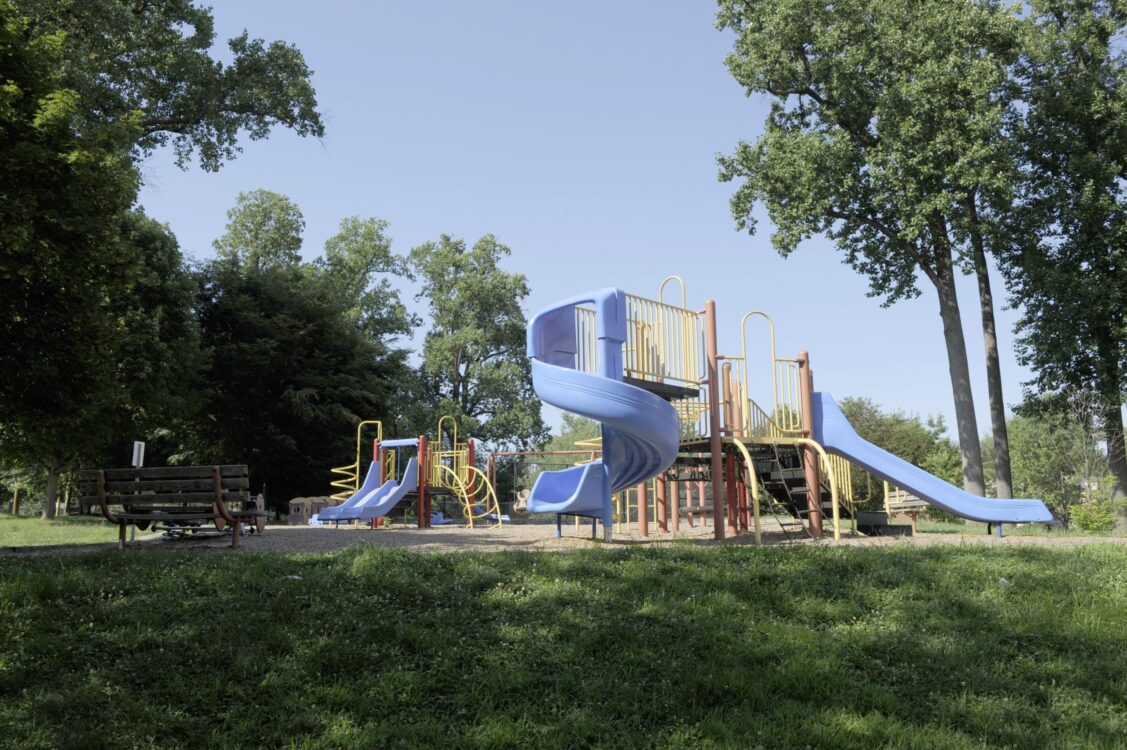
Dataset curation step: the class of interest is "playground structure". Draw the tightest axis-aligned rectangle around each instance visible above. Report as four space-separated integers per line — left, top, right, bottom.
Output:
523 277 1053 541
308 416 503 528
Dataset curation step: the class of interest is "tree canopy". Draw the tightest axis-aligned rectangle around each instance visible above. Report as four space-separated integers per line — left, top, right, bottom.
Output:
1003 0 1127 499
12 0 324 170
716 0 1022 496
409 235 548 449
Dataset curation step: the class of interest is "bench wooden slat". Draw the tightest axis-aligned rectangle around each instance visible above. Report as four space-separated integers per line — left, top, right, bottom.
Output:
78 465 248 481
79 490 250 505
116 511 221 522
78 477 250 493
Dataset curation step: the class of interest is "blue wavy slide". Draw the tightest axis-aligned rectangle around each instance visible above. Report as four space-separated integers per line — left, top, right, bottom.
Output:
813 392 1053 524
525 288 680 540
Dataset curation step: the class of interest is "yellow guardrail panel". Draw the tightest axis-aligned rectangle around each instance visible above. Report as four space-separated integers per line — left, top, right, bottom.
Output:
624 293 703 388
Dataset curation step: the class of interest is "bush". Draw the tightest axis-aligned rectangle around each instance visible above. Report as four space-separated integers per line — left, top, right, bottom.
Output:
1069 501 1117 533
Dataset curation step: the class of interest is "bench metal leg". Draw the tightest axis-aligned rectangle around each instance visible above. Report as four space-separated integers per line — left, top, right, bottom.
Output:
118 523 126 550
231 519 241 548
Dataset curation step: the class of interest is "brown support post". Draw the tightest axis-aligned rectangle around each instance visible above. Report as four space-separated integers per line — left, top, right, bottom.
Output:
636 482 649 537
725 451 738 536
670 475 680 532
417 435 428 528
656 474 668 532
705 300 725 540
685 479 695 528
722 362 734 431
798 351 823 538
698 480 707 526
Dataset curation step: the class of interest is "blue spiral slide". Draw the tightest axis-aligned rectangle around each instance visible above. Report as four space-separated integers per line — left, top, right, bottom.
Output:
814 392 1053 524
525 288 680 540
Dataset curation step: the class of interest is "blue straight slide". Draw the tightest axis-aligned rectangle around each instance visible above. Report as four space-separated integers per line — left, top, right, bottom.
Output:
525 288 680 540
313 459 383 523
813 392 1053 524
337 457 419 523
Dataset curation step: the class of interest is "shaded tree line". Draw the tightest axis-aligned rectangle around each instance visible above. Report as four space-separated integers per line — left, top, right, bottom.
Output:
0 1 544 518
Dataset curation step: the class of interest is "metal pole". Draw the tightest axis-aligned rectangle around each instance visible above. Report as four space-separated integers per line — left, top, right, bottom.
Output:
656 474 668 533
705 300 725 540
798 351 823 537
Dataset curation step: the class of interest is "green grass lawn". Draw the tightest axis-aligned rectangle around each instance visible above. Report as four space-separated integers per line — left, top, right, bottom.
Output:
0 514 122 547
2 545 1125 748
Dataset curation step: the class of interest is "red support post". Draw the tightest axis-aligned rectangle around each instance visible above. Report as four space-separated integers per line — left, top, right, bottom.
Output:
737 468 749 531
705 300 725 540
670 475 679 532
798 351 823 538
725 451 738 537
656 474 668 533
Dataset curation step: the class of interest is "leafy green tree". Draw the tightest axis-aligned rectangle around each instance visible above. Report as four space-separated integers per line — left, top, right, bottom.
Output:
0 4 137 517
545 414 602 454
316 216 417 340
716 0 1022 497
188 195 415 511
191 262 408 510
13 0 324 170
212 190 305 271
1003 0 1127 499
409 235 548 449
1007 414 1098 522
1 0 324 515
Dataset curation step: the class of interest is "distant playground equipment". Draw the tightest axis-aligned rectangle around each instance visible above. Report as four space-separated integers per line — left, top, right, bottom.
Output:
310 416 504 528
523 276 1052 542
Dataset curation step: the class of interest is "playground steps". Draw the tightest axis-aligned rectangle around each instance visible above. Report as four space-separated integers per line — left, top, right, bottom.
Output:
747 443 853 527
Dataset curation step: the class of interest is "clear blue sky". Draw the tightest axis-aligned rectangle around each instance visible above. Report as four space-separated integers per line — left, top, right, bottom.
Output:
138 0 1032 439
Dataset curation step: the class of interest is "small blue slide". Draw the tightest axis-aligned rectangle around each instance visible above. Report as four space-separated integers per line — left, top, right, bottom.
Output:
525 288 680 539
813 392 1053 524
337 457 419 524
313 459 384 523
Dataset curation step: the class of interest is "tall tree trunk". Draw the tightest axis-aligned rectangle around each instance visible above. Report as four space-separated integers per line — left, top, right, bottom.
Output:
41 456 62 520
964 195 1012 497
934 254 987 496
968 222 1013 498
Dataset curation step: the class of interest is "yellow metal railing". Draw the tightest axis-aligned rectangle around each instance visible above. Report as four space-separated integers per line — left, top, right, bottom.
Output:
624 294 704 389
433 464 503 528
572 292 704 390
822 454 855 523
739 311 804 434
329 419 383 501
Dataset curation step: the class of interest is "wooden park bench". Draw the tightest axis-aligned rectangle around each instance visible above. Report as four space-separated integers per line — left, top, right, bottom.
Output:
78 465 267 549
